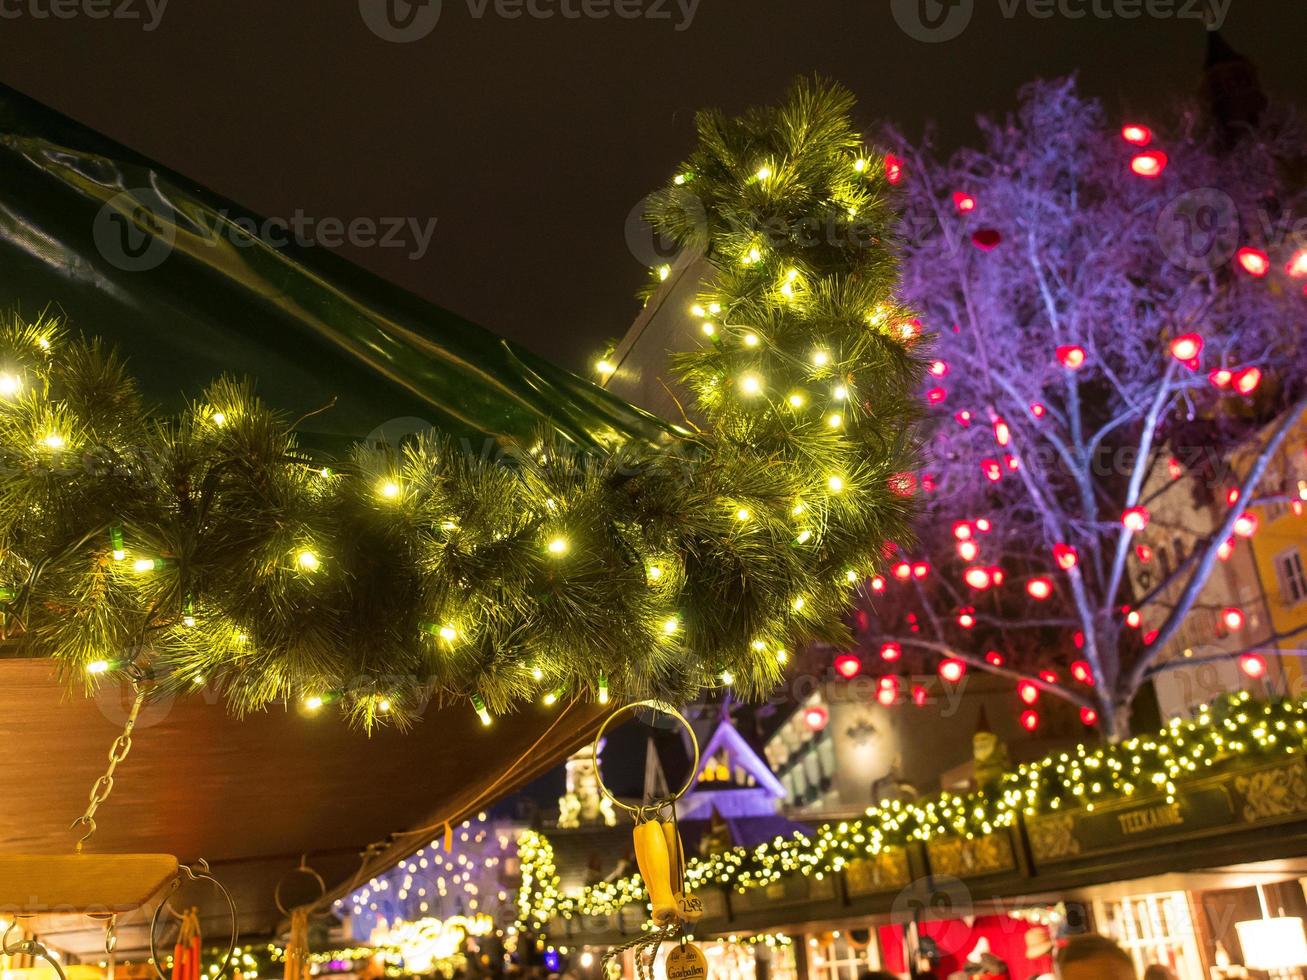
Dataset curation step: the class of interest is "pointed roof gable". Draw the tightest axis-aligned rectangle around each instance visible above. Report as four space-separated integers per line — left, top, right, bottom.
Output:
695 718 786 798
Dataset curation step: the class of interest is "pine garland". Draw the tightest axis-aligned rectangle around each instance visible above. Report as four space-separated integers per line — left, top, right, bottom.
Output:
0 79 921 728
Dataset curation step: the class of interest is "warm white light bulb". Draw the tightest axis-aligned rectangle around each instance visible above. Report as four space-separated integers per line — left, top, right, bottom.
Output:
812 350 830 367
304 695 324 711
548 537 569 555
439 625 457 641
740 374 762 395
827 476 845 492
380 480 401 500
297 550 320 571
0 374 21 397
827 413 843 428
663 616 680 635
756 165 773 181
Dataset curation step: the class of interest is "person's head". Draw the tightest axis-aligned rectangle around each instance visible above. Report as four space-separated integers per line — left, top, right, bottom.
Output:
1142 966 1176 980
1057 935 1135 980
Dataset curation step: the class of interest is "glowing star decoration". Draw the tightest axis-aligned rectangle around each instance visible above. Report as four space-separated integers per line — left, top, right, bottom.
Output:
1222 607 1246 631
1129 150 1168 177
1071 660 1094 685
803 704 830 732
883 153 903 184
1121 506 1150 532
1236 247 1270 277
1121 123 1152 145
880 642 902 662
952 190 976 212
938 658 966 683
1234 513 1259 538
833 653 862 679
1026 577 1054 600
1169 333 1203 364
1234 366 1263 395
1053 543 1078 570
1018 680 1040 705
1020 709 1041 732
1240 653 1267 680
1056 345 1087 370
1079 707 1099 726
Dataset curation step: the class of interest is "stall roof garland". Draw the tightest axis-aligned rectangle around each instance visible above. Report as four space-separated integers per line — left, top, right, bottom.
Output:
516 692 1305 924
0 78 921 728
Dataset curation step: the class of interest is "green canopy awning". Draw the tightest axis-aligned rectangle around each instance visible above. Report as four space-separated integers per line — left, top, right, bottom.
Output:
0 81 672 448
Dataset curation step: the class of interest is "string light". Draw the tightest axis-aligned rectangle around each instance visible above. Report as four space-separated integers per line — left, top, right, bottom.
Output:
470 693 492 727
547 537 569 555
0 374 20 397
297 550 320 571
86 659 111 675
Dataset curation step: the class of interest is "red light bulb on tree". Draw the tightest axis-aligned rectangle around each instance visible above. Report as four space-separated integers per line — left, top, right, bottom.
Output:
938 658 966 683
1053 543 1078 570
803 705 829 731
833 653 862 679
1120 124 1152 145
958 540 979 561
1169 333 1203 364
1234 513 1259 538
952 521 972 541
1240 653 1267 680
964 566 993 590
993 417 1011 447
1221 607 1245 631
911 684 928 707
1056 345 1087 369
1079 706 1098 726
1071 660 1094 685
1027 577 1054 600
884 153 903 184
1039 669 1059 685
952 190 976 213
880 641 902 662
985 650 1005 667
1234 367 1262 396
1209 368 1233 389
1020 709 1041 732
1018 680 1039 705
1121 506 1150 532
1129 150 1168 177
1236 247 1270 277
982 458 1002 482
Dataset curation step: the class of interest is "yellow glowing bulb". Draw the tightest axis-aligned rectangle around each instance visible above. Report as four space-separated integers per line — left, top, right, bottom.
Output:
673 174 687 186
796 530 812 544
596 359 616 376
183 615 196 627
788 393 805 408
211 411 227 426
854 158 868 172
702 322 716 336
663 616 680 635
691 304 705 318
812 350 830 367
647 565 663 581
720 670 735 686
543 690 560 706
756 165 773 181
531 666 545 681
827 476 845 492
793 596 806 611
709 302 721 315
439 625 458 641
827 413 843 428
132 558 157 573
37 336 50 350
793 501 806 515
304 695 324 711
0 374 21 397
112 548 126 562
547 537 569 555
378 699 392 713
739 374 762 395
657 265 671 281
297 550 320 571
747 246 762 263
834 385 849 400
86 659 111 675
786 268 800 281
736 508 751 522
743 332 759 347
43 433 65 449
780 283 794 298
380 480 401 500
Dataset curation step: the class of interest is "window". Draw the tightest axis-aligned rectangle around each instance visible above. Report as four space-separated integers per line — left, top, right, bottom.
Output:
806 933 882 980
1094 891 1203 980
1277 548 1307 606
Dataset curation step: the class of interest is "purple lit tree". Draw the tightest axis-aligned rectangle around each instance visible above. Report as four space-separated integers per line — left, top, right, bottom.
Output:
857 77 1307 739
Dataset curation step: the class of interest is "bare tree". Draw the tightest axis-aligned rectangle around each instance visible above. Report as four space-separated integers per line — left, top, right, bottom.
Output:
857 78 1307 739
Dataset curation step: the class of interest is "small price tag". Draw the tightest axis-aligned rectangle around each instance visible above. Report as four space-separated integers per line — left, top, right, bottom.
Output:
666 943 708 980
675 892 704 924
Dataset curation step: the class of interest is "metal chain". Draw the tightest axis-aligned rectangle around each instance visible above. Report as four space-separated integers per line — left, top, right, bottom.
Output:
69 676 149 852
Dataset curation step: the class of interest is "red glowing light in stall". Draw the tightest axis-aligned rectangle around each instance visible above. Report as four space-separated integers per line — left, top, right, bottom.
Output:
926 386 948 405
1135 544 1153 562
958 540 979 561
1209 368 1233 389
1143 629 1159 645
1030 402 1046 418
1234 367 1262 395
953 521 973 541
912 561 931 579
1071 660 1094 685
1240 653 1267 680
1121 506 1150 532
1121 124 1152 145
1168 457 1184 480
1053 543 1078 571
955 410 973 427
1026 577 1054 600
1005 453 1020 471
1129 150 1168 177
982 458 1002 482
1018 681 1040 705
1236 247 1270 277
964 566 993 590
938 659 966 683
1218 537 1236 561
1226 488 1241 506
883 154 904 184
1125 609 1142 628
1073 630 1085 649
803 705 830 732
912 684 928 707
1020 709 1041 732
1234 513 1259 538
834 653 862 679
1169 333 1203 363
930 360 950 377
985 650 1005 667
1038 670 1058 685
956 608 977 629
1222 607 1246 631
1079 707 1099 726
1288 249 1307 278
1056 345 1087 369
952 190 977 213
975 518 992 533
989 566 1006 586
892 562 912 581
880 642 902 662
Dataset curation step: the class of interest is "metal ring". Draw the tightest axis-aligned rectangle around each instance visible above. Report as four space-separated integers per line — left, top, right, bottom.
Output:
149 861 238 980
274 857 326 916
591 700 699 815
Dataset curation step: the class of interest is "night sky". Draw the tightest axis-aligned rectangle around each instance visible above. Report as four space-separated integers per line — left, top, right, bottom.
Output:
2 1 1305 374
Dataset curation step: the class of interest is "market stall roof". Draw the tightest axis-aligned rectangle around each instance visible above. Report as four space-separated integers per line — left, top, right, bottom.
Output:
0 82 660 957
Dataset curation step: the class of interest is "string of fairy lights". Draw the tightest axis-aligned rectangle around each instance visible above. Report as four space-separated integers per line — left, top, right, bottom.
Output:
517 692 1305 924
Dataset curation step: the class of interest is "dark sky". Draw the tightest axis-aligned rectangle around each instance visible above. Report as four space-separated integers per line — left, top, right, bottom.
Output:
2 0 1305 374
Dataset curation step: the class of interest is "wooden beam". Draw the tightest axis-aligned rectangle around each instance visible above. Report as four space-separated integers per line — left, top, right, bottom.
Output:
0 854 178 915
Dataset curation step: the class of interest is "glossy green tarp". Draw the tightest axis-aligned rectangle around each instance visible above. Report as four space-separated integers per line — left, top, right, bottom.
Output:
0 82 673 448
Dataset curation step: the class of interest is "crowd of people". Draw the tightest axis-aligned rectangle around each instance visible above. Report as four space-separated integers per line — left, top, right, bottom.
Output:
858 934 1179 980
